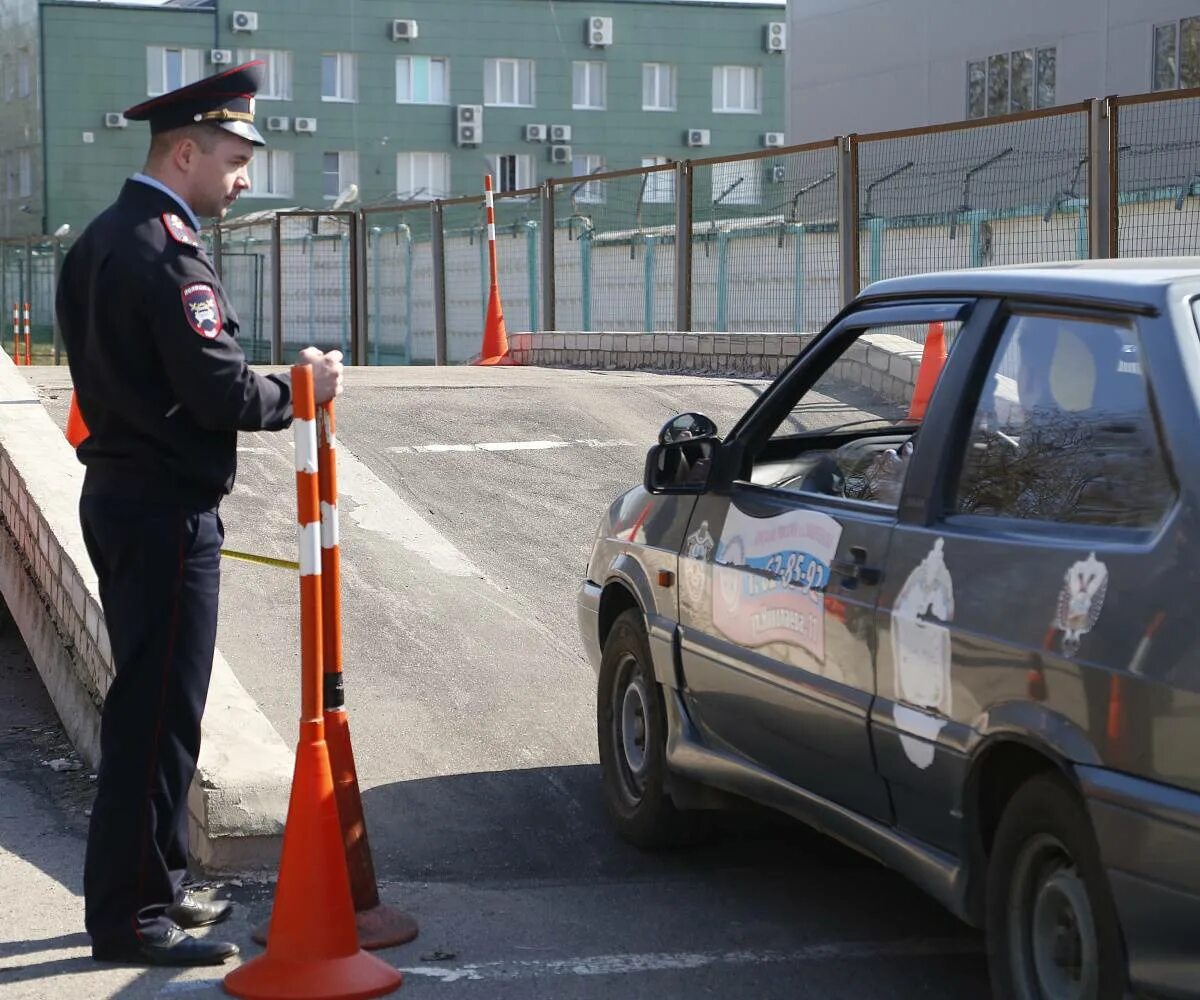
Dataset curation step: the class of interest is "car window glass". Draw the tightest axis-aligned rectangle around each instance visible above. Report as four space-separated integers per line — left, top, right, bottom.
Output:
953 313 1173 527
751 320 962 507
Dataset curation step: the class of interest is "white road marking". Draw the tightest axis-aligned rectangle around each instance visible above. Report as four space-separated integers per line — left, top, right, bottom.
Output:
236 446 273 454
397 937 983 983
389 438 635 455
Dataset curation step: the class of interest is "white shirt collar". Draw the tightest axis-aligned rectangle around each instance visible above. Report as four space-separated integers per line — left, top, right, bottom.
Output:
130 173 201 231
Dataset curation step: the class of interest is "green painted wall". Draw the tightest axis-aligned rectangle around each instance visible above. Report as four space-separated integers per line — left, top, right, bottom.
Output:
22 0 783 234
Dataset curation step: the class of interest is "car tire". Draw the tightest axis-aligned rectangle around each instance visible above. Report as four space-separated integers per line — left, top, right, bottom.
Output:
986 771 1127 1000
597 608 696 849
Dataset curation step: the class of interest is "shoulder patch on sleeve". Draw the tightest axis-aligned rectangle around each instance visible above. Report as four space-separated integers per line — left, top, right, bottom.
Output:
162 212 201 249
181 282 223 339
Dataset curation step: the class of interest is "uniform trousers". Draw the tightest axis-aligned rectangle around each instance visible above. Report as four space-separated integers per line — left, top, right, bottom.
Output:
79 494 223 946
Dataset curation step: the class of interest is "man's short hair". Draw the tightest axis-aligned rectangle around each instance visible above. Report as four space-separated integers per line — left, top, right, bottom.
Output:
148 123 224 160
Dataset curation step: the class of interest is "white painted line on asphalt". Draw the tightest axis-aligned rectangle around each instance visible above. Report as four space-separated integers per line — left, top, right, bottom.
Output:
333 440 484 579
397 937 983 983
389 438 636 455
236 446 273 454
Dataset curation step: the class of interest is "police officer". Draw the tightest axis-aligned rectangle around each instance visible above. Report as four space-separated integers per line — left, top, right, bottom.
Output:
56 62 343 966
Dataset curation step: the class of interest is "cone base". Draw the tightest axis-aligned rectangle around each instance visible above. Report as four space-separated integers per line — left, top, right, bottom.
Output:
223 949 402 1000
472 354 515 366
251 904 420 951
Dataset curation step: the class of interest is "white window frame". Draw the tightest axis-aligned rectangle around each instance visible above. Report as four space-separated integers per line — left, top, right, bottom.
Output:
4 153 13 199
486 153 534 193
236 49 292 100
321 52 358 103
323 151 359 201
247 149 293 198
712 65 761 114
642 62 676 111
2 57 11 103
1153 17 1200 90
395 56 450 105
966 45 1056 118
484 58 535 108
16 50 30 99
572 61 606 110
570 154 606 203
146 46 204 97
396 152 451 201
18 149 31 199
641 156 675 204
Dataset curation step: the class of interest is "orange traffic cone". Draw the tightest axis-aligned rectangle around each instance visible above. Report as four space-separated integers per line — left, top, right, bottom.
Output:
65 391 90 447
472 174 514 367
907 321 947 421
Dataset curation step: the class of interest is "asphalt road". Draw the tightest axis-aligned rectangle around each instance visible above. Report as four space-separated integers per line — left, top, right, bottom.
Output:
20 365 989 999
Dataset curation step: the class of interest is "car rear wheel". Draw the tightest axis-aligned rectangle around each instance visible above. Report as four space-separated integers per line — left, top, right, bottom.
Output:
986 772 1127 1000
597 608 694 848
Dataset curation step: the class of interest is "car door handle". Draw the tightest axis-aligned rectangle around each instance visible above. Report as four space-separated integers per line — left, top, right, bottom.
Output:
830 546 882 586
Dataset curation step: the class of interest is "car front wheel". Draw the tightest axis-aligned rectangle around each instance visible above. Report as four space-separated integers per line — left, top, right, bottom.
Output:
986 772 1127 1000
597 608 692 848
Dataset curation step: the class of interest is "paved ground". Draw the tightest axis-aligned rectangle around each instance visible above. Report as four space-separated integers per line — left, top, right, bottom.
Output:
12 365 990 998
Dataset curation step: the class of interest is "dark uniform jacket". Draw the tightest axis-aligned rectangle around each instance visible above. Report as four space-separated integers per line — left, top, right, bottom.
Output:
57 179 292 508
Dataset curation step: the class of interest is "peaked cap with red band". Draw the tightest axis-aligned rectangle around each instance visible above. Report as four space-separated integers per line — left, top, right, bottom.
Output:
123 61 266 147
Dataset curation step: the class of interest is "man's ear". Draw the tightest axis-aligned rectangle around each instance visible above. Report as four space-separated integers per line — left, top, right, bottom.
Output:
173 137 197 173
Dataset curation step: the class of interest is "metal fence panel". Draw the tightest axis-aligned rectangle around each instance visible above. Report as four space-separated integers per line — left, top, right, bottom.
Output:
690 144 840 334
1115 91 1200 256
363 206 434 365
215 219 275 364
441 198 487 362
856 109 1091 289
277 212 355 359
492 189 541 335
1 238 67 364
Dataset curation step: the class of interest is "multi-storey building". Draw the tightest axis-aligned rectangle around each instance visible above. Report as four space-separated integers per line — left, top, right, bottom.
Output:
0 0 785 236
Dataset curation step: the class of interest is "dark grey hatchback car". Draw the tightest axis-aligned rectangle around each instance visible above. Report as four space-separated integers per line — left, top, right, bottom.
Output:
578 260 1200 1000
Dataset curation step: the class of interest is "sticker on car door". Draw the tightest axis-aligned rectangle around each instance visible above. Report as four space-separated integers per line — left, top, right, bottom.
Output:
712 507 843 660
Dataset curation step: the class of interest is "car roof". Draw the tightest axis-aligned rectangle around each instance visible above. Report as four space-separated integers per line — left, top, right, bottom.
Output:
859 258 1200 307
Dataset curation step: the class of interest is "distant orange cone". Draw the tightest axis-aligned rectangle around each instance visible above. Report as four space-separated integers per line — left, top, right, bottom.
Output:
907 321 948 421
472 174 514 367
65 391 90 447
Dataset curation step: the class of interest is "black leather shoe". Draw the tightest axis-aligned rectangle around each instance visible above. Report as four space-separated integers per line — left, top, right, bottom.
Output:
92 926 239 967
166 891 234 929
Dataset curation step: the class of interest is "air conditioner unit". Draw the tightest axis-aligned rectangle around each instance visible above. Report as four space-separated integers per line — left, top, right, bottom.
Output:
391 19 418 41
550 144 572 164
762 131 785 148
549 124 572 143
457 104 483 145
767 164 787 184
686 128 710 147
210 48 233 65
586 16 613 47
103 112 128 129
266 116 290 132
231 10 258 32
294 117 317 134
524 124 547 142
457 104 481 124
765 22 786 52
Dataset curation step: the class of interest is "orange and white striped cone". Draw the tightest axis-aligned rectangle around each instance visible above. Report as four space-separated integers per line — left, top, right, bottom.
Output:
472 174 514 367
23 302 31 366
11 304 20 366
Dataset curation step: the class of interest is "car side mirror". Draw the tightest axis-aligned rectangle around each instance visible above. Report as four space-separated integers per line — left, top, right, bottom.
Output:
659 412 719 446
644 438 718 494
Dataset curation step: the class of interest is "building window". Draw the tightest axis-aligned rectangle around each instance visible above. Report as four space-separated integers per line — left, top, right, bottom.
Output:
397 152 450 200
484 58 534 107
322 52 357 102
486 154 534 192
1153 17 1200 90
570 154 605 203
572 61 606 110
712 66 761 114
17 50 30 99
4 154 13 199
396 56 449 104
2 57 11 102
247 149 293 197
642 63 676 111
323 151 358 200
236 49 292 100
147 46 204 96
18 150 31 199
641 156 675 203
712 160 761 206
967 46 1056 118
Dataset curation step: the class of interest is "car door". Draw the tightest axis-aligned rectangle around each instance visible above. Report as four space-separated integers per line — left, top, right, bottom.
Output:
677 301 972 823
872 304 1180 854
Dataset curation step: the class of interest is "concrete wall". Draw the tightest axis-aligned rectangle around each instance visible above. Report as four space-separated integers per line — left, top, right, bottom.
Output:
0 353 291 872
0 0 41 236
786 0 1200 142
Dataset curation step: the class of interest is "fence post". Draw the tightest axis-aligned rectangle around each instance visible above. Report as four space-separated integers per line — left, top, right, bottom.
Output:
540 180 555 332
52 237 64 365
1088 98 1115 259
674 160 693 333
271 213 282 365
349 211 366 366
837 134 860 306
431 200 448 366
212 223 223 280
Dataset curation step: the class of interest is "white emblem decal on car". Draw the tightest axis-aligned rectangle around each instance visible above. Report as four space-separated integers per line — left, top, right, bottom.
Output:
1052 552 1108 658
891 537 955 769
682 521 714 607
